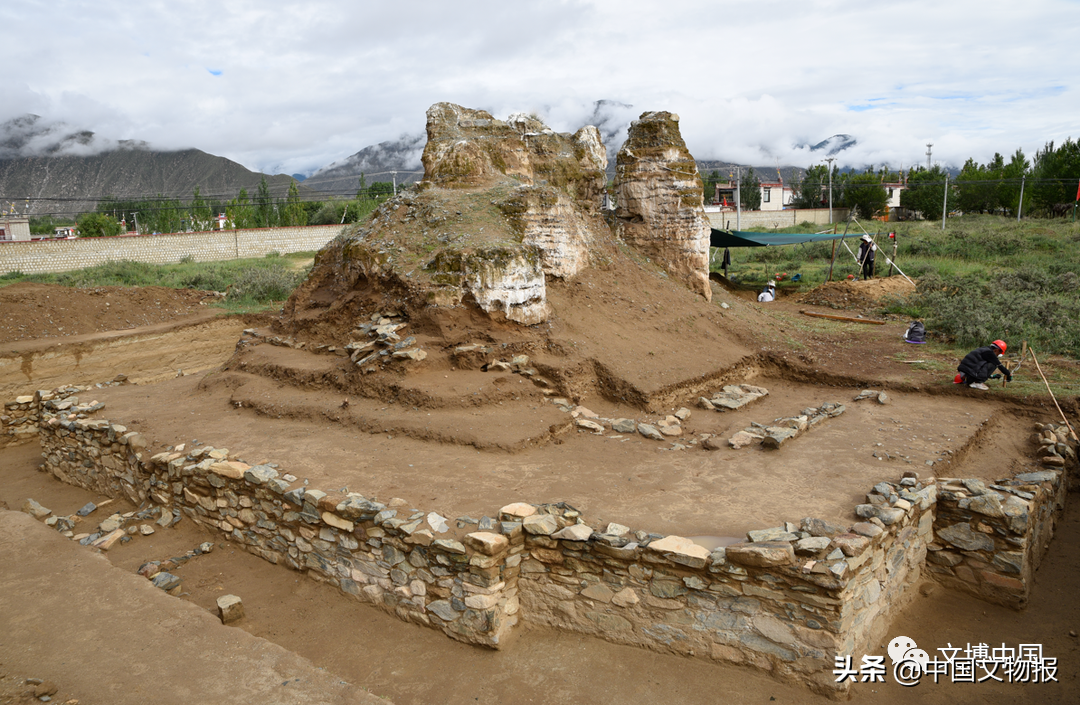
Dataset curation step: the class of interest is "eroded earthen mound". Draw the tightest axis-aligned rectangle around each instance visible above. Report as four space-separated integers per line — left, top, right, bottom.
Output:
796 276 916 310
250 103 750 414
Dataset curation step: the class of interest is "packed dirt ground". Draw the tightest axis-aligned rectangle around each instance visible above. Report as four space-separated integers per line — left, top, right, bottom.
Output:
2 273 1078 703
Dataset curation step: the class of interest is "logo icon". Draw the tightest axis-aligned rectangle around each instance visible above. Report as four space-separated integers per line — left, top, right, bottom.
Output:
888 636 930 686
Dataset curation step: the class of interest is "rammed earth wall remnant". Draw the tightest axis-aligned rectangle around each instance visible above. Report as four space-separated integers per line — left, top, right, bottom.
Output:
614 111 712 301
16 385 1072 696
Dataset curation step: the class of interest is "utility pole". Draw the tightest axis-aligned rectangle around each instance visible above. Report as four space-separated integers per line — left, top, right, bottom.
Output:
824 157 835 224
926 143 933 169
942 175 948 230
392 171 398 195
735 167 741 230
1017 175 1025 222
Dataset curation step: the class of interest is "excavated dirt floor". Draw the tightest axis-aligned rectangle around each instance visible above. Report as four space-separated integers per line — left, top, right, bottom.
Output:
1 278 1078 703
1 442 1077 705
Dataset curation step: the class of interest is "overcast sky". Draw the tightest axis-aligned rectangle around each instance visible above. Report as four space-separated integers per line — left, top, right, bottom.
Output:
3 0 1076 176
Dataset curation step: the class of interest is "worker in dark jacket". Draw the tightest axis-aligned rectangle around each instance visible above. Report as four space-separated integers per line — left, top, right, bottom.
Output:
857 234 876 279
956 340 1011 390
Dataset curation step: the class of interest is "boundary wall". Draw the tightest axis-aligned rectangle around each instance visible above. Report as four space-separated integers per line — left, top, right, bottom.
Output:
8 385 1072 697
0 224 344 275
706 208 850 231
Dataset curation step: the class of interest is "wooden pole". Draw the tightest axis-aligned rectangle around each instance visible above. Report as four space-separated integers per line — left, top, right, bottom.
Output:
799 310 887 325
1029 348 1079 442
826 218 851 283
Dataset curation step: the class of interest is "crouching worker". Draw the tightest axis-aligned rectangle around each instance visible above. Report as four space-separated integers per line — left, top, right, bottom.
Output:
757 281 776 302
955 339 1011 390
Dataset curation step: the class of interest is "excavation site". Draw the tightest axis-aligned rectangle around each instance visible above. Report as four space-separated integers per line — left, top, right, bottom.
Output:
2 104 1077 705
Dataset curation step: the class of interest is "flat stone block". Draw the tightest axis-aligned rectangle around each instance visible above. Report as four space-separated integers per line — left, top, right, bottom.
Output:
217 594 245 623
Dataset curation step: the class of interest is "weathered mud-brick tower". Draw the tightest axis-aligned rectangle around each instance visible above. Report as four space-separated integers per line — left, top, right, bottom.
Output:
614 112 712 301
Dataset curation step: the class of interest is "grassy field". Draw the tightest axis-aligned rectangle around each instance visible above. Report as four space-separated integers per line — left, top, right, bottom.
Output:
720 215 1080 357
0 251 315 313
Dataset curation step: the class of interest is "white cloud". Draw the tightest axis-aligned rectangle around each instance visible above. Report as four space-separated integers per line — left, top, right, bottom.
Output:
2 0 1076 175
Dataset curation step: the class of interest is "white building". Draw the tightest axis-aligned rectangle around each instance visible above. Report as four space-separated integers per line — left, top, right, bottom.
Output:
0 216 31 241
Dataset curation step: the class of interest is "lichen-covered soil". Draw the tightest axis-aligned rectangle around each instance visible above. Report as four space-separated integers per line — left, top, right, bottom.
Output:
1 274 1077 703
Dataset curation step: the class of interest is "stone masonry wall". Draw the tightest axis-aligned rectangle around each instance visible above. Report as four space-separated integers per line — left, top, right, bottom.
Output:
35 391 518 648
17 385 1071 695
0 225 344 275
2 395 39 448
514 478 936 696
926 424 1071 608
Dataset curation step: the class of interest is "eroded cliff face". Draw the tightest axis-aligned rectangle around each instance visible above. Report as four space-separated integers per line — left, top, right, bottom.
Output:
613 112 711 301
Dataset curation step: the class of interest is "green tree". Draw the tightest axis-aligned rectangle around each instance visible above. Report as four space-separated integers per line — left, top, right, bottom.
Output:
77 212 122 238
701 170 721 204
255 177 275 227
901 166 949 221
955 158 1000 214
189 186 214 231
791 164 829 209
281 181 307 226
738 168 761 211
228 188 258 229
840 170 889 218
1029 139 1080 214
998 148 1029 216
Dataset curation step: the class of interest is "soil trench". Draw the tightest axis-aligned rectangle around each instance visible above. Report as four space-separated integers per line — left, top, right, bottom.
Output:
1 441 1076 705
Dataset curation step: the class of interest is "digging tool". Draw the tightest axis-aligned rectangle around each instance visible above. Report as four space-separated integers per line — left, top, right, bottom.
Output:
1003 341 1028 388
1029 347 1079 442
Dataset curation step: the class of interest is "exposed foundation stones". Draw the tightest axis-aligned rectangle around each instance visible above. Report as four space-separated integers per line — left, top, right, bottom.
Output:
13 383 1073 695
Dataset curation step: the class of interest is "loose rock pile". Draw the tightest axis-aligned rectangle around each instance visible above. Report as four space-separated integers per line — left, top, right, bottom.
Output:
852 389 889 405
346 312 427 368
556 399 699 449
1033 421 1077 469
727 402 846 450
698 384 769 411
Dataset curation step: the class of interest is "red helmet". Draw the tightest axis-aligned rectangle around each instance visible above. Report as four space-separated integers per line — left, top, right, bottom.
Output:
992 340 1007 354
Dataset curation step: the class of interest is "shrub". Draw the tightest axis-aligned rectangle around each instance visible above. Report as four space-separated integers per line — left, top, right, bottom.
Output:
226 265 305 304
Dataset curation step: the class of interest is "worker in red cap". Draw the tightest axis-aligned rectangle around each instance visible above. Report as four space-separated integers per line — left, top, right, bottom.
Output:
955 340 1011 390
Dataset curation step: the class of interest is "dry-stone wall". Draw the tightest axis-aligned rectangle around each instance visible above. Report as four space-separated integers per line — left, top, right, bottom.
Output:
13 385 1073 696
928 466 1066 608
0 225 343 275
2 395 39 448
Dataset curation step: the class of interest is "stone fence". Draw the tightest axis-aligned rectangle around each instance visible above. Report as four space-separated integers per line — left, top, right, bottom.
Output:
0 224 345 275
11 385 1073 696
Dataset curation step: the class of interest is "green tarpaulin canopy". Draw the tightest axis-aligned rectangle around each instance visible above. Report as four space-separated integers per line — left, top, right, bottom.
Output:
709 228 851 248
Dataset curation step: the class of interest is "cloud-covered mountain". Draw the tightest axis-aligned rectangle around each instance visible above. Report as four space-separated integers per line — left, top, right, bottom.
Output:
302 135 426 196
0 115 300 216
801 134 858 157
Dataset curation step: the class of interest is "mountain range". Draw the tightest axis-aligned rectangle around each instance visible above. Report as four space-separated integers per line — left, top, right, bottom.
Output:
0 113 859 217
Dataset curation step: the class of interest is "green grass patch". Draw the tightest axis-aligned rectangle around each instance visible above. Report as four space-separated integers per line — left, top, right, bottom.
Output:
0 253 313 312
716 215 1080 357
